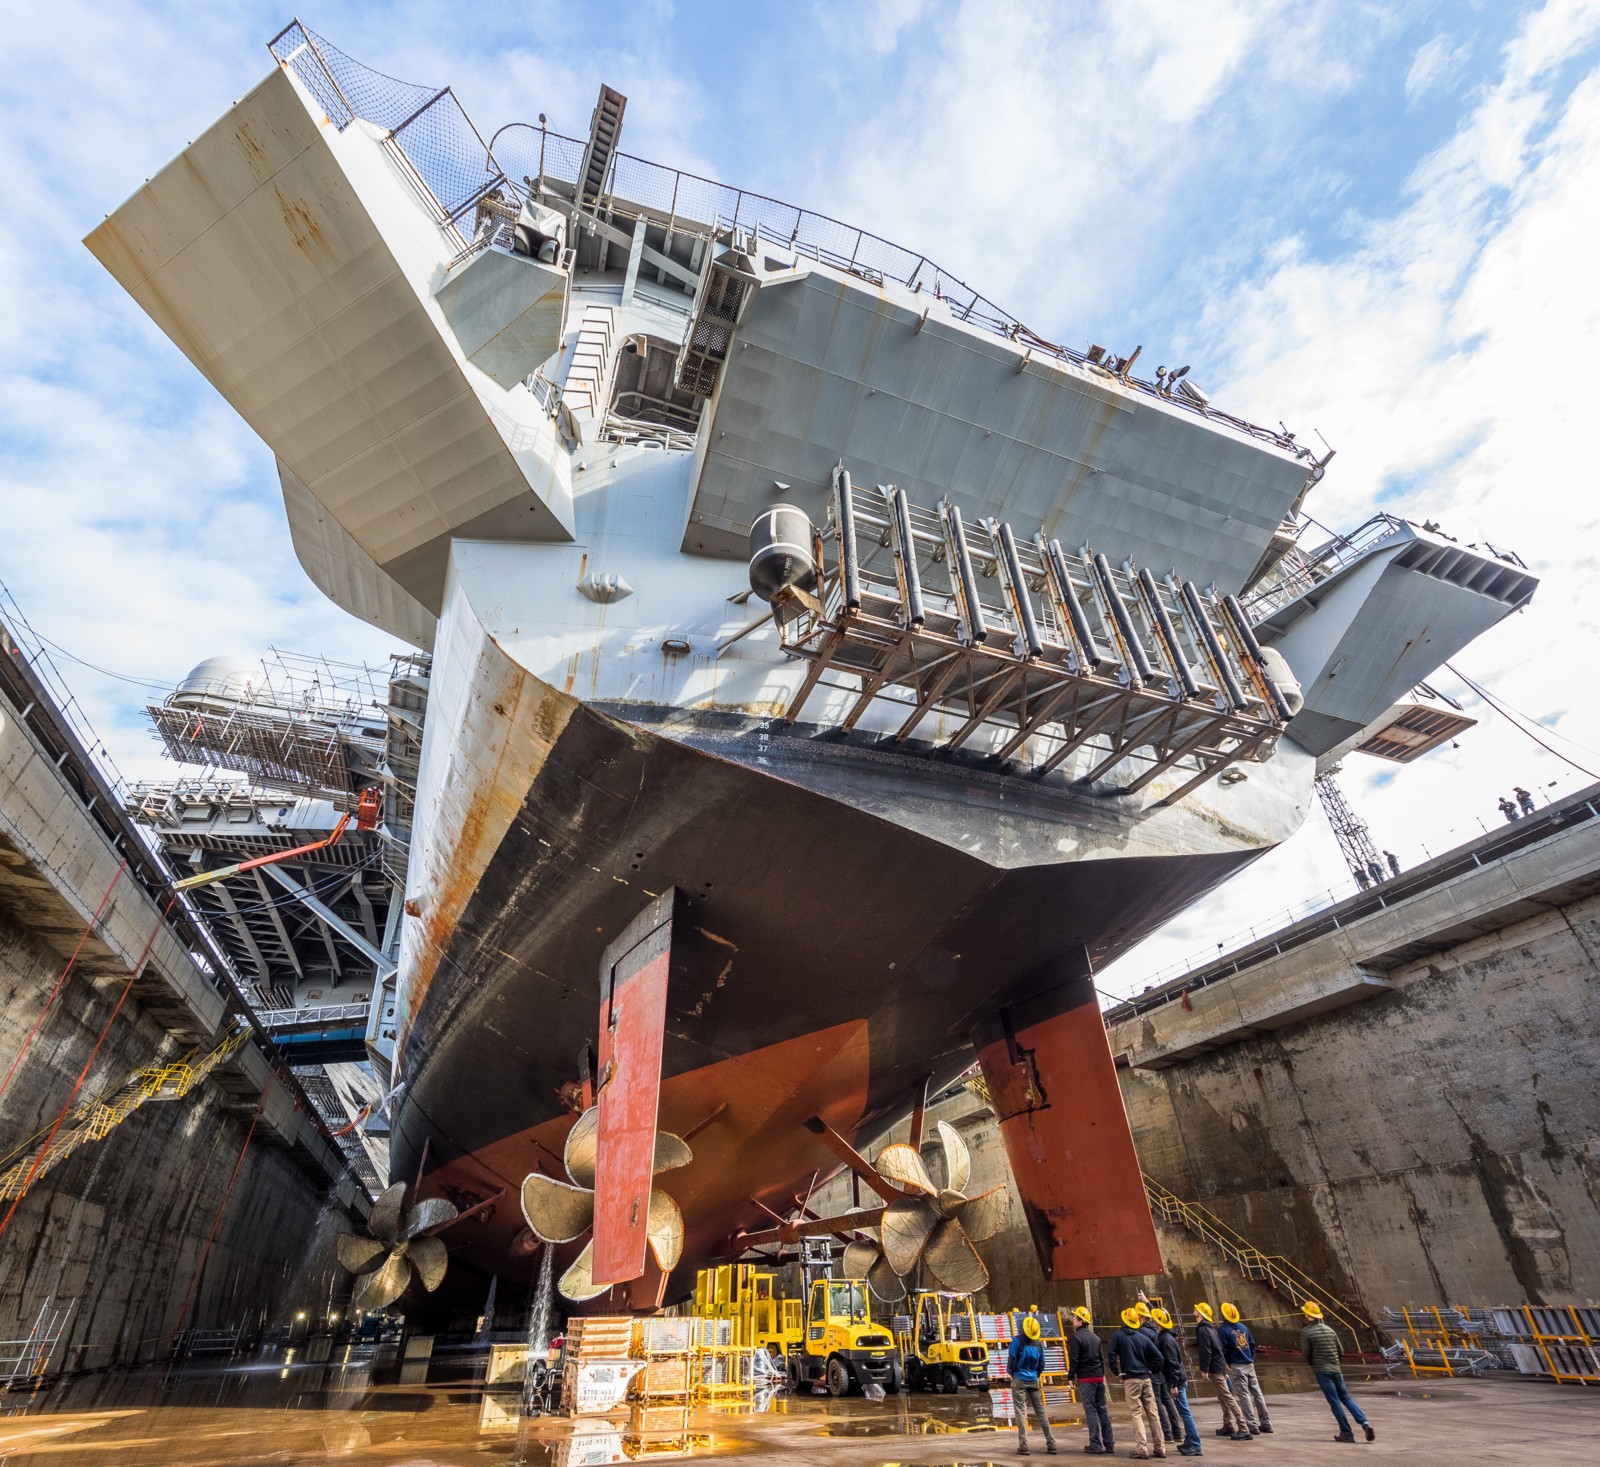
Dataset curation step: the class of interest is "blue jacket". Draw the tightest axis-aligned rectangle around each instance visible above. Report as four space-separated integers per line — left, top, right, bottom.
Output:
1008 1335 1046 1384
1219 1321 1257 1365
1107 1325 1160 1379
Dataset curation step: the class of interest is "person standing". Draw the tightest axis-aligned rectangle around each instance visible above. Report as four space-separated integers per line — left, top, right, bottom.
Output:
1194 1305 1250 1442
1007 1314 1058 1456
1300 1302 1374 1444
1384 850 1401 877
1499 795 1519 822
1217 1304 1271 1435
1516 786 1536 816
1136 1305 1180 1446
1151 1307 1202 1457
1068 1305 1114 1456
1108 1307 1166 1460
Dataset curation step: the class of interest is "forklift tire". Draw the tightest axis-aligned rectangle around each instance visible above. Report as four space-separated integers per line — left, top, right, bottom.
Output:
927 1367 944 1394
905 1359 923 1392
826 1357 851 1397
886 1362 903 1395
943 1367 962 1394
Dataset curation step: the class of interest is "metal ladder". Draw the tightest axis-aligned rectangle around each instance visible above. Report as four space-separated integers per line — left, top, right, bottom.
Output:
1143 1174 1373 1348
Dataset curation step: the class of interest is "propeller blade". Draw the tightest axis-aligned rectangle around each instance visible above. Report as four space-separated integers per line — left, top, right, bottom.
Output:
521 1172 596 1243
335 1232 387 1275
924 1218 989 1294
399 1196 459 1241
646 1188 685 1273
559 1239 611 1302
880 1194 939 1276
875 1143 935 1195
652 1131 693 1175
407 1235 449 1292
954 1184 1009 1243
841 1239 880 1279
367 1182 406 1244
353 1250 411 1311
936 1119 971 1194
867 1256 907 1303
564 1107 599 1189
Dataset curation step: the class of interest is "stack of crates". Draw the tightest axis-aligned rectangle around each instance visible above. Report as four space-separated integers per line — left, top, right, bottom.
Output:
977 1313 1015 1416
560 1316 642 1415
691 1316 754 1403
632 1317 695 1404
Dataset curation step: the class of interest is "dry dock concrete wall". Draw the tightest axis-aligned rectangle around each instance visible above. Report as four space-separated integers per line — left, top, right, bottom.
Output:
817 793 1600 1340
0 634 363 1373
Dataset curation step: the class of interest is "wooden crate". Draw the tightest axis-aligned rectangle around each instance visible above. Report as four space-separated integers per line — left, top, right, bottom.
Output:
631 1355 690 1400
559 1357 645 1415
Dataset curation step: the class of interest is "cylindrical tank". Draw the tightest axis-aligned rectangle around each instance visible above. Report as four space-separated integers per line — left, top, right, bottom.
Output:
169 656 261 711
748 505 817 603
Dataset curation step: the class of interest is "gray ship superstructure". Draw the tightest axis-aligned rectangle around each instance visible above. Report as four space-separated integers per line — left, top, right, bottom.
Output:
90 24 1535 1307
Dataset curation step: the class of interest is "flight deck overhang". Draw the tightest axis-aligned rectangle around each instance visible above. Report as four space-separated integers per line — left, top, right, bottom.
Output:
85 62 575 633
1248 517 1537 757
684 256 1314 594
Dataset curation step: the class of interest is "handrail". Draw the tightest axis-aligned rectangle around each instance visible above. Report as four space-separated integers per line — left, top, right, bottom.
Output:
1143 1174 1372 1349
267 21 1306 458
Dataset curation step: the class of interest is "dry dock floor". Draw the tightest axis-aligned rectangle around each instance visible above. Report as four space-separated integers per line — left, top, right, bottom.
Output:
0 1354 1595 1464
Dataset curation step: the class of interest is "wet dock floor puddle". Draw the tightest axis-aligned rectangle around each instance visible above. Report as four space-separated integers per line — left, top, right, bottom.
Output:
0 1344 1037 1464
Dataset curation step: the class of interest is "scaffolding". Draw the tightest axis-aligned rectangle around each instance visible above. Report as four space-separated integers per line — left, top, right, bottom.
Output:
1314 768 1386 886
1382 1304 1600 1385
145 650 391 807
0 1300 71 1390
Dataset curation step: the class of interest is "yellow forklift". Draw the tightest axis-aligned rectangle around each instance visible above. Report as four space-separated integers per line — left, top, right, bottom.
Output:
786 1241 902 1396
896 1290 991 1393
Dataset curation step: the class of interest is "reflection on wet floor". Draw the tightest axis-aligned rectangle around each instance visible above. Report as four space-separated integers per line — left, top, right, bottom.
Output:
0 1345 1354 1465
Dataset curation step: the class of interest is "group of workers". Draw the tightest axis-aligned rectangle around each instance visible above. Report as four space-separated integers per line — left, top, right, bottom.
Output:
1007 1298 1374 1458
1498 786 1538 821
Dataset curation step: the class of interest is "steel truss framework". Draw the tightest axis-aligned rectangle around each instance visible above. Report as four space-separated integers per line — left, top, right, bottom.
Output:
775 468 1292 804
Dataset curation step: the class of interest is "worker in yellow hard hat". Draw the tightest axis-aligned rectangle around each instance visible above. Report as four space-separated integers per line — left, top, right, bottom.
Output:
1216 1304 1271 1435
1194 1304 1249 1440
1301 1303 1374 1442
1007 1313 1057 1454
1108 1306 1165 1458
1068 1304 1112 1454
1149 1309 1201 1455
1135 1303 1179 1447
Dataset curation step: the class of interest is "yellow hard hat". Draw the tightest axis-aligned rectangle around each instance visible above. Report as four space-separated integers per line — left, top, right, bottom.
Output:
1151 1307 1174 1329
1221 1302 1241 1324
1134 1302 1153 1320
1073 1305 1092 1324
1121 1306 1142 1330
1302 1301 1324 1319
1022 1316 1042 1340
1193 1303 1214 1322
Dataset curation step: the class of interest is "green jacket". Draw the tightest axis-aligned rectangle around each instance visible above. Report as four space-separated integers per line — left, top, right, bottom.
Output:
1301 1320 1342 1374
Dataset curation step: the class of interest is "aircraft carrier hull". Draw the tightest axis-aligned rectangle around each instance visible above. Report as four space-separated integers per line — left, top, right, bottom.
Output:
399 673 1264 1301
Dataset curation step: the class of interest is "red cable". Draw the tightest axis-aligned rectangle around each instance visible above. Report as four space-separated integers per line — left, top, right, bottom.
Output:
0 858 127 1106
0 896 176 1243
169 1087 265 1356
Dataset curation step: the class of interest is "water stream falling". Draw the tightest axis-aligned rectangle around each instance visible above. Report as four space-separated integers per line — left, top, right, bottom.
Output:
521 1245 556 1416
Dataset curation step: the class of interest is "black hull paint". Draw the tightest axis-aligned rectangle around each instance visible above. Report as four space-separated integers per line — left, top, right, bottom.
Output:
393 700 1263 1270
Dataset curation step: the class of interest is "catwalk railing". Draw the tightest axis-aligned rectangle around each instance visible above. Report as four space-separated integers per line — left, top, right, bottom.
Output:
1143 1174 1373 1351
267 19 1303 455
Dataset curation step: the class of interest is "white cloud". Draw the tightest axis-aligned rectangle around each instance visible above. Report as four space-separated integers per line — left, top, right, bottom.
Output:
1099 0 1600 993
1405 32 1472 104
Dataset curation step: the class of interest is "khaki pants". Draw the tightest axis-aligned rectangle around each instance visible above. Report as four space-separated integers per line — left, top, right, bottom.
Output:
1210 1374 1247 1433
1123 1377 1166 1459
1228 1362 1270 1429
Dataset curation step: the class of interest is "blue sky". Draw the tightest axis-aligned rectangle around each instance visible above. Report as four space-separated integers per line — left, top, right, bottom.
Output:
4 0 1600 992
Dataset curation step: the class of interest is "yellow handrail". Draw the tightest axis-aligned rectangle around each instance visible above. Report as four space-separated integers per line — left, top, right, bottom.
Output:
1143 1173 1371 1345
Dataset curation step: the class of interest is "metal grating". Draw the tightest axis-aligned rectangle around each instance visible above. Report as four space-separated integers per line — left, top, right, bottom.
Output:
773 468 1289 804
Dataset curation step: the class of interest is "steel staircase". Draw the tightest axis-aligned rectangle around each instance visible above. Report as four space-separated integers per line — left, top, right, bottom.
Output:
562 305 616 426
1143 1173 1373 1347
